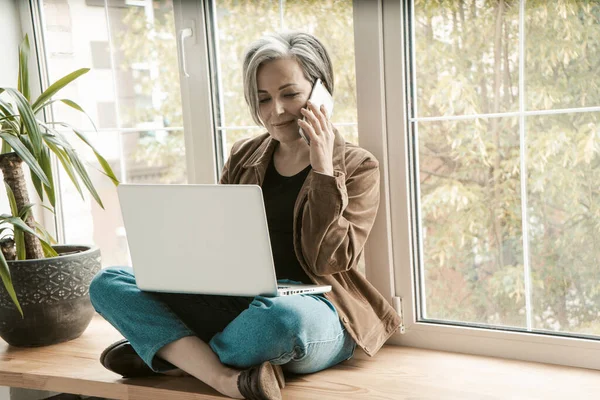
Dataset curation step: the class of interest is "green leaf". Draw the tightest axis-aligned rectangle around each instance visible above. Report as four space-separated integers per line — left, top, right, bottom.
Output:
14 227 25 261
35 98 83 114
39 126 105 207
4 88 43 157
18 203 35 220
32 220 57 245
59 99 85 113
40 147 55 207
43 134 84 199
39 204 55 215
39 240 58 258
35 100 98 132
0 251 23 317
0 98 20 134
31 172 44 204
31 68 89 112
17 133 34 153
3 184 25 262
0 213 56 257
0 216 32 234
54 122 119 186
4 182 18 217
0 92 11 108
0 216 54 251
18 135 45 203
0 114 19 122
1 141 11 154
65 146 105 209
2 185 26 262
37 122 72 148
0 132 50 186
18 35 30 102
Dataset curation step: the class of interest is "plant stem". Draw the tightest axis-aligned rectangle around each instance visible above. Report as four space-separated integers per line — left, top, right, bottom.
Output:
0 152 45 259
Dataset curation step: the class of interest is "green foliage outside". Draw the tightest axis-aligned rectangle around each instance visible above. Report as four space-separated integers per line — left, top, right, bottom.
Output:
114 2 186 183
415 0 600 334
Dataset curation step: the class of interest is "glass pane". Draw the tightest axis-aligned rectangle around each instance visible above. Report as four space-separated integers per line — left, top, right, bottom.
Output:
61 129 185 268
526 2 600 111
413 0 520 117
334 124 358 146
40 0 187 268
214 0 281 129
41 0 115 131
111 1 183 129
123 129 187 184
42 0 183 131
214 0 358 165
410 0 600 340
527 113 600 335
418 117 525 328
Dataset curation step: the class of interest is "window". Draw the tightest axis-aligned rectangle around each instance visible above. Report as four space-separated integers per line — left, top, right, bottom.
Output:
26 0 600 369
372 0 600 369
38 0 186 267
34 0 359 268
409 0 600 338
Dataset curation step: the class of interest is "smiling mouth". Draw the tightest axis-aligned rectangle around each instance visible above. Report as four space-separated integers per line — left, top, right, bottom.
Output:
272 121 295 127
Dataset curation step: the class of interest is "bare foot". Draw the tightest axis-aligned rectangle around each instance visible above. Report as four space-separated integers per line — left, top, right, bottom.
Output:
215 369 243 399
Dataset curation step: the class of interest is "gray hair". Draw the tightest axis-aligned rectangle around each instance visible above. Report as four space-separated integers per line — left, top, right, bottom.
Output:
242 31 334 126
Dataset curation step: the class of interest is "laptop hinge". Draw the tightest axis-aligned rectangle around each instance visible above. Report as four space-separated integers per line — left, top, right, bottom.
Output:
392 296 406 334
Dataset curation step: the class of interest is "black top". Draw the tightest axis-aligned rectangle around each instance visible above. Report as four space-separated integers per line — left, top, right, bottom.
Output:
261 155 312 284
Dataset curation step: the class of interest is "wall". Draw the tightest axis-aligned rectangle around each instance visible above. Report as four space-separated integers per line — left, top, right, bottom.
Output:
0 0 21 84
0 1 20 398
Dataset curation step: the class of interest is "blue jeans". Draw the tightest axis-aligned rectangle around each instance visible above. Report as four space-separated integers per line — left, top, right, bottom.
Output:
89 267 356 374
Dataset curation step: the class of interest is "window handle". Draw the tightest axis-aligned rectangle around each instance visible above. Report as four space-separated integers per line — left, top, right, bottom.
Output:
179 28 193 78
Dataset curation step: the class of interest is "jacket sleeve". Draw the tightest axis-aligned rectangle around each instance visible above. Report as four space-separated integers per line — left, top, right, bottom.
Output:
299 157 380 276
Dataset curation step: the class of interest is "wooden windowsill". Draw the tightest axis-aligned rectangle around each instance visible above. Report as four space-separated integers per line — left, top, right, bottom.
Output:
0 314 599 399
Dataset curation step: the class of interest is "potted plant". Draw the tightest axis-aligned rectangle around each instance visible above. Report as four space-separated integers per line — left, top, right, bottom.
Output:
0 35 119 347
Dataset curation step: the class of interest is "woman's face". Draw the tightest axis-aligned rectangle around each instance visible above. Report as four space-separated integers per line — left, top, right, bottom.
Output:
256 58 313 144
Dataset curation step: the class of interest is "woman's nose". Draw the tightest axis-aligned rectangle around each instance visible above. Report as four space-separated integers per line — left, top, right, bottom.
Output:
273 98 285 115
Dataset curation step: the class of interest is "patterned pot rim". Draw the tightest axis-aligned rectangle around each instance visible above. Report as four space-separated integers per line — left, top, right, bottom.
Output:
7 245 100 265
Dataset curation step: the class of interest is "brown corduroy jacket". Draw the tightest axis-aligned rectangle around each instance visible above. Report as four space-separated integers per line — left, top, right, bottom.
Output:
219 129 402 356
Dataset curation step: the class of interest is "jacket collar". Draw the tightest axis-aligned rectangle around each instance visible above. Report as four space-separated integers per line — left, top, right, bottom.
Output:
242 128 347 174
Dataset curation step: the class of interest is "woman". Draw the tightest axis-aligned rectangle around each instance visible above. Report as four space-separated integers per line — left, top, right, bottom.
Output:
89 31 401 400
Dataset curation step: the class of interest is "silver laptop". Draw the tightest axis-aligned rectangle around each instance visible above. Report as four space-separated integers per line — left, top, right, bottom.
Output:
117 184 331 297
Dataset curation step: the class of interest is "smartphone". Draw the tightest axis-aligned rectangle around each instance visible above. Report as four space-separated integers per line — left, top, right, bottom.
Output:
299 78 334 145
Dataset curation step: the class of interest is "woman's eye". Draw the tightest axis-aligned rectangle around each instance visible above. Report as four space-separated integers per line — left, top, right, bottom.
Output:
259 98 271 104
284 93 300 98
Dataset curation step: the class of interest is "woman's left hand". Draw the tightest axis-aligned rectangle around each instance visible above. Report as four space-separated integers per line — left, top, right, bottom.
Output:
298 101 335 176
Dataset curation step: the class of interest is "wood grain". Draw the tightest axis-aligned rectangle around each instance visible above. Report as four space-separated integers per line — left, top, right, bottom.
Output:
0 315 599 399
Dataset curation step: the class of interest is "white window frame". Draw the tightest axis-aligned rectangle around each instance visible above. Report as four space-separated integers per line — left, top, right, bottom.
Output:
353 0 600 370
173 0 219 184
